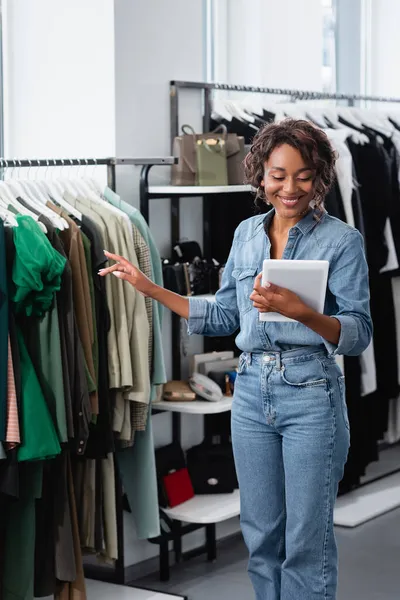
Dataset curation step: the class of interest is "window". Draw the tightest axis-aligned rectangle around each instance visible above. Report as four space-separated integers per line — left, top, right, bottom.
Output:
322 0 337 93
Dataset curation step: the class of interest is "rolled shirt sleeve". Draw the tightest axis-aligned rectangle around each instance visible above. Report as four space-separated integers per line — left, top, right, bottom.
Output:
187 240 240 337
324 229 373 356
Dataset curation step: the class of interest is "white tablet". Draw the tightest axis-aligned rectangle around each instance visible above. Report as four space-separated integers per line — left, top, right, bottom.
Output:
260 259 329 322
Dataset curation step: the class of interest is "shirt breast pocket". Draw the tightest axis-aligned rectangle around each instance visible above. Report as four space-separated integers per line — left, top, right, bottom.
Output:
232 267 258 315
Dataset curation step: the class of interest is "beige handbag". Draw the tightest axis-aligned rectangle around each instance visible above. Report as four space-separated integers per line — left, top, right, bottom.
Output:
171 124 245 186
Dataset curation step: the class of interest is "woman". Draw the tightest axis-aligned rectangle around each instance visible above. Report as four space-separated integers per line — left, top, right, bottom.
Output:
100 119 372 600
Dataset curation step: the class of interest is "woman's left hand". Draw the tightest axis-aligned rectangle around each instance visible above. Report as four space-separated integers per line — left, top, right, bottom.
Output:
249 273 312 322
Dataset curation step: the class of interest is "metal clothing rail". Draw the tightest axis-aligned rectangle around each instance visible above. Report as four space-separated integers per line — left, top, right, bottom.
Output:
0 156 176 196
169 79 400 141
0 155 177 589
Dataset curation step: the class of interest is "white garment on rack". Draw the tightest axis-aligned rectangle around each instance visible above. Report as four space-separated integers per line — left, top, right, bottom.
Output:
326 129 355 228
359 341 377 397
380 219 399 273
326 130 378 396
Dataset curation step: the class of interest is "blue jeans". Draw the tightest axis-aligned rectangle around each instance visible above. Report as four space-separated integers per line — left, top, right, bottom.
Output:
232 347 350 600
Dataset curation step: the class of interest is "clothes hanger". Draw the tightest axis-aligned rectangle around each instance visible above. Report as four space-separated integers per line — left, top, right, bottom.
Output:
57 170 82 199
336 106 366 130
238 96 264 118
327 108 370 144
299 105 329 128
33 160 70 229
87 159 104 196
0 161 47 233
228 100 255 123
211 98 233 122
0 208 18 228
40 160 82 221
351 107 393 136
20 160 67 230
65 159 95 198
276 103 307 120
70 159 96 198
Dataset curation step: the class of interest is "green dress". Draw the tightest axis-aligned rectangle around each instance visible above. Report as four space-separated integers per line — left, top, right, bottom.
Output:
11 215 65 461
12 214 66 317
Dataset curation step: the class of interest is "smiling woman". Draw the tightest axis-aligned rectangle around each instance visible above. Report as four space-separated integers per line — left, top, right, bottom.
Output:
100 118 372 600
244 118 336 217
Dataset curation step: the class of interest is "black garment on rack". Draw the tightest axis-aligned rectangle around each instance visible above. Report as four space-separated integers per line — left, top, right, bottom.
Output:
204 190 259 354
347 137 399 434
34 453 77 598
381 136 400 271
81 215 114 460
322 183 374 491
45 223 92 457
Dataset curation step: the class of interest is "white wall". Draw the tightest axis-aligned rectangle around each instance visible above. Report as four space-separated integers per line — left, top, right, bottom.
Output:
369 0 400 98
213 0 323 91
3 0 115 160
114 0 218 568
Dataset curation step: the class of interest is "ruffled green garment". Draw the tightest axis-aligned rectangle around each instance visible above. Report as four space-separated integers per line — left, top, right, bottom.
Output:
12 215 66 317
10 216 66 461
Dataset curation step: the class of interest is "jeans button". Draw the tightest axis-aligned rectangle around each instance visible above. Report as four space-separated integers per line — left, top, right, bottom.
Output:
263 355 272 363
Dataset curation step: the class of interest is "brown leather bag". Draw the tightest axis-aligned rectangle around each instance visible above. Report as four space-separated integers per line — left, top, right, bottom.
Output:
171 124 245 186
163 380 196 402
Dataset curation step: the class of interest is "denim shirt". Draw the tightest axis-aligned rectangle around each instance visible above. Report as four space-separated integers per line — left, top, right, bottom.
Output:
188 209 372 356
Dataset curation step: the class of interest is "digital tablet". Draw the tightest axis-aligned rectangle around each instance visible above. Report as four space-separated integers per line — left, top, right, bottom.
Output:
260 259 329 322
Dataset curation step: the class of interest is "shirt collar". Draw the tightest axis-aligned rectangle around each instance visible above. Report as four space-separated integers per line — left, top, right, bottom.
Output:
262 207 325 236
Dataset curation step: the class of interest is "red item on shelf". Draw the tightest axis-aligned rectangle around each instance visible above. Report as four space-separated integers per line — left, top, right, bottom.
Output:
163 468 195 507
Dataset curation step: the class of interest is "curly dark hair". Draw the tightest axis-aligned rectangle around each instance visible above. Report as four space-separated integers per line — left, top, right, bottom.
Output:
244 118 337 212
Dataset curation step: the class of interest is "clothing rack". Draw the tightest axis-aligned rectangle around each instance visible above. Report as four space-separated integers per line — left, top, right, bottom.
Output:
162 80 400 516
0 156 175 196
0 155 179 594
169 80 400 140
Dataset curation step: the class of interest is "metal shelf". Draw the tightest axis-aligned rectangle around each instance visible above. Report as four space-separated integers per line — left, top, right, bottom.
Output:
163 490 240 525
153 396 233 415
148 184 252 197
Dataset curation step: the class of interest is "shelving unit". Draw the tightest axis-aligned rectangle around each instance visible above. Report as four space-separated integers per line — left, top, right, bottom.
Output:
154 396 232 415
164 491 240 525
140 161 248 581
148 184 252 196
137 82 255 583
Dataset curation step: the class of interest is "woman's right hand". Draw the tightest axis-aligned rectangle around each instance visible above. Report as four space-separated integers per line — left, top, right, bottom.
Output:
100 250 190 320
99 250 156 297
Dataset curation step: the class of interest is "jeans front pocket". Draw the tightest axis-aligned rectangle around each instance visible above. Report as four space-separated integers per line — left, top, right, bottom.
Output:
280 358 327 388
338 375 350 430
232 267 258 315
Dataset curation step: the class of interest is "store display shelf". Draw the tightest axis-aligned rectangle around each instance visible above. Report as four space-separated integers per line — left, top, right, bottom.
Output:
163 489 240 524
148 184 252 196
153 396 233 415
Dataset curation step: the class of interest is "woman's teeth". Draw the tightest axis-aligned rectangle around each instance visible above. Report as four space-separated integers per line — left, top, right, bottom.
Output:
280 197 299 206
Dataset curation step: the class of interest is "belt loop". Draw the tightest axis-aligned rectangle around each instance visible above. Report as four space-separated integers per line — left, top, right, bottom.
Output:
248 352 252 366
275 352 281 370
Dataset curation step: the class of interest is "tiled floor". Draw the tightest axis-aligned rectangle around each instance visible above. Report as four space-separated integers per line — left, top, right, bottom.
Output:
133 507 400 599
132 447 400 599
86 579 185 599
